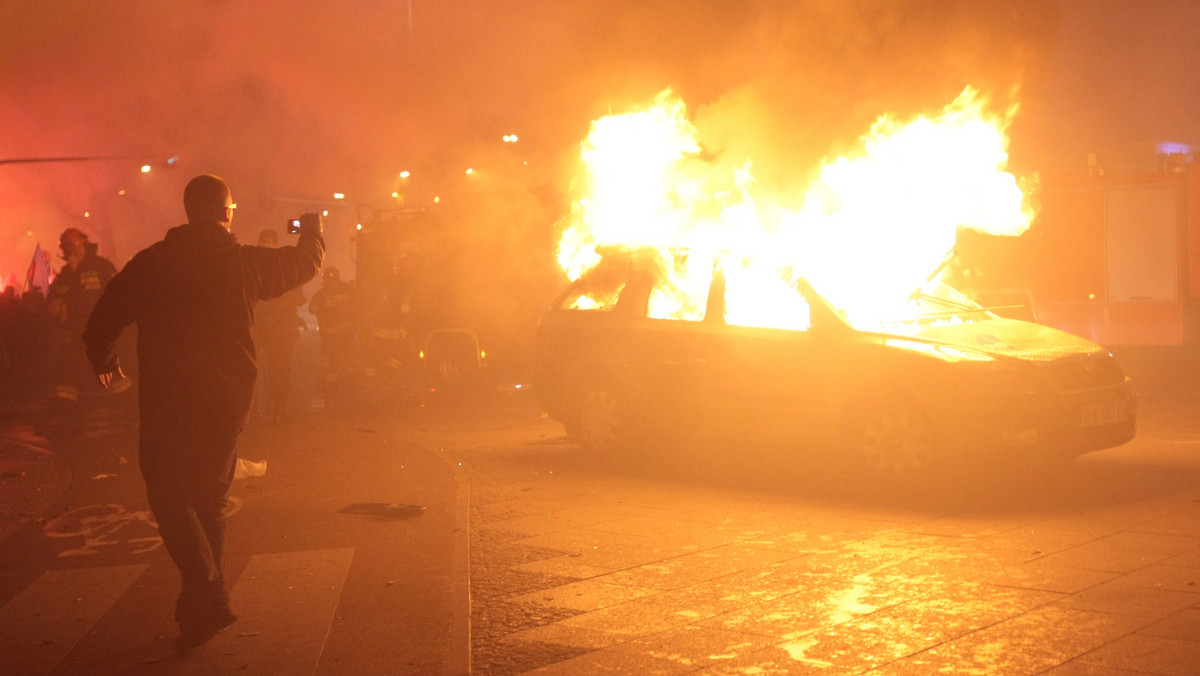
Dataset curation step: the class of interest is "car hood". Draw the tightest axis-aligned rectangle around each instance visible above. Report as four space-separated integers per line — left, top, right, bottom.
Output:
885 317 1105 363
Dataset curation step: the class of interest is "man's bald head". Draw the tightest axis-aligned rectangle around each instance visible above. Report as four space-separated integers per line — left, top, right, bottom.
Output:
184 174 234 228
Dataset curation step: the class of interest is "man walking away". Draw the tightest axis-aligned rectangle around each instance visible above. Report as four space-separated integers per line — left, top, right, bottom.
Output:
83 174 325 651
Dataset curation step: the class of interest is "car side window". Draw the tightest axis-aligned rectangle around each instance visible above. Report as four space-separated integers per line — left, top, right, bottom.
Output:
722 266 812 331
558 254 631 311
560 281 625 311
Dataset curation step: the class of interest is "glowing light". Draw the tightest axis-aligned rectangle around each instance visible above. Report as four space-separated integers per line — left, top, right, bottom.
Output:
433 196 441 204
400 170 411 178
465 168 474 175
333 192 345 200
356 223 362 231
480 350 487 359
556 87 1033 330
117 190 126 196
1088 293 1096 300
392 192 400 198
322 210 329 216
503 134 519 143
84 212 90 218
140 165 151 173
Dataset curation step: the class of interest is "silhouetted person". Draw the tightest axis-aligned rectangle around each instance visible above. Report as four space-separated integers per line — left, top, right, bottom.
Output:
0 286 16 388
16 286 53 398
83 175 324 651
47 228 119 430
251 228 306 422
307 266 357 404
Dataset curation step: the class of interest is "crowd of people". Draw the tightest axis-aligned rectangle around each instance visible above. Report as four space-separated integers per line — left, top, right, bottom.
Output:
0 282 56 404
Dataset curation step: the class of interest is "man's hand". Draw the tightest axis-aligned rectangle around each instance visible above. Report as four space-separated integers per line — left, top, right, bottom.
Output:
97 367 126 390
301 212 324 235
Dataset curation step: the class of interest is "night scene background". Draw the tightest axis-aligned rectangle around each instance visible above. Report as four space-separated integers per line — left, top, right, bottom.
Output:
2 0 1198 313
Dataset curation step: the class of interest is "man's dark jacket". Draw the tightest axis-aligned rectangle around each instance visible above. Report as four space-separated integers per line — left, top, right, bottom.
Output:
84 223 324 433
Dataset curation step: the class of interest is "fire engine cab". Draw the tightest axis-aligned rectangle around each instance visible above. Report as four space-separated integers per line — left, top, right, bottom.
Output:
963 142 1199 349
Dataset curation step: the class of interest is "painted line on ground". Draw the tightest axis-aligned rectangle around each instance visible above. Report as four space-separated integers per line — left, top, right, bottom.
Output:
0 564 149 676
178 548 355 675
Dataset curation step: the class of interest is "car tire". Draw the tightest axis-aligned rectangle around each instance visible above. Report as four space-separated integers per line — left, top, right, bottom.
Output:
850 401 939 477
572 386 629 453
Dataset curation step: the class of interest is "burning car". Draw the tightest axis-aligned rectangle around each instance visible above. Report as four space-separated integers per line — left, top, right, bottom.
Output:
534 248 1136 475
537 88 1135 474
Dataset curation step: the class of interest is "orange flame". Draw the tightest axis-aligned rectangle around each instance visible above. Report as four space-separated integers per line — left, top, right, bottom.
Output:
557 87 1034 331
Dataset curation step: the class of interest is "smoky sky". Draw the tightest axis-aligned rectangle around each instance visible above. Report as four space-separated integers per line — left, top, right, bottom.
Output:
2 0 1198 297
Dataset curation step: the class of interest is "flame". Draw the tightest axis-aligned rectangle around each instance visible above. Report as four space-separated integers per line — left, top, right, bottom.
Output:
556 87 1034 331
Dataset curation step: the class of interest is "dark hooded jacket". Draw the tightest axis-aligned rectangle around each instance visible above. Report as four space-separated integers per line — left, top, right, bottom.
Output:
83 222 324 432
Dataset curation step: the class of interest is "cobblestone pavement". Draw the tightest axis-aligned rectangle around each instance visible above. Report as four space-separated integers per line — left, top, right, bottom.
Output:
444 393 1200 675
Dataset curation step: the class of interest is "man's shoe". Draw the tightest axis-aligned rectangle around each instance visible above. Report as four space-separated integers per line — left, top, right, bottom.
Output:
176 607 237 654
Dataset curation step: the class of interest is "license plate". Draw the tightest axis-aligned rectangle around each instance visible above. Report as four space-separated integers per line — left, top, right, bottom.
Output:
1079 400 1128 427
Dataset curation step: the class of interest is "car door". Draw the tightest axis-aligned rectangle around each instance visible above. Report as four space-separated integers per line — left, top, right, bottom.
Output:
724 281 854 450
618 268 746 439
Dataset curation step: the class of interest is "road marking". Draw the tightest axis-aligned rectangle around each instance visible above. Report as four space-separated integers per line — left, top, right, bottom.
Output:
41 497 243 557
0 564 148 676
451 463 471 676
179 548 355 674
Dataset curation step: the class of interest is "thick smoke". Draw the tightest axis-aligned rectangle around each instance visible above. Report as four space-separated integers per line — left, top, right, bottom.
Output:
1 1 1197 341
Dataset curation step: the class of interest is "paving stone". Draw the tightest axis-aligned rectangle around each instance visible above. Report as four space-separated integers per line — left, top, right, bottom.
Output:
1092 531 1200 555
1032 541 1171 573
511 557 613 580
871 606 1146 675
1039 661 1147 675
610 623 784 669
506 578 658 612
471 636 592 676
556 599 696 636
1076 633 1200 676
1133 506 1200 538
522 647 701 675
1053 580 1200 618
1112 562 1200 595
506 621 628 651
984 560 1120 594
696 643 843 675
1161 548 1200 568
1136 607 1200 642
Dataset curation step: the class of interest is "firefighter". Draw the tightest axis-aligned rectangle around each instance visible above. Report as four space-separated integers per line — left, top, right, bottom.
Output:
46 228 119 430
307 266 358 405
365 254 415 384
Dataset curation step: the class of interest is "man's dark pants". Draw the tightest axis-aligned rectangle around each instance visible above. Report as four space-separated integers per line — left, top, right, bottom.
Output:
139 420 240 619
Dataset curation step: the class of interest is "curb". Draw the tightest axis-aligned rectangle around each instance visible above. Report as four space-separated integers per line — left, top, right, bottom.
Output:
449 461 471 676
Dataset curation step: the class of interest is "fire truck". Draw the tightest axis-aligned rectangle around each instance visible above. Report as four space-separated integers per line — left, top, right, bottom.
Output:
961 142 1199 348
352 205 486 391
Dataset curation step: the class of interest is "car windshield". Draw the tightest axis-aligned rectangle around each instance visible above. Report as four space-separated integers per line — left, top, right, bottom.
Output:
869 281 995 330
796 278 998 333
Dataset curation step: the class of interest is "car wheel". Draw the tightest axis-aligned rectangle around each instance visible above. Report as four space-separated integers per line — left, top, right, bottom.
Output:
854 404 937 477
574 387 627 452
